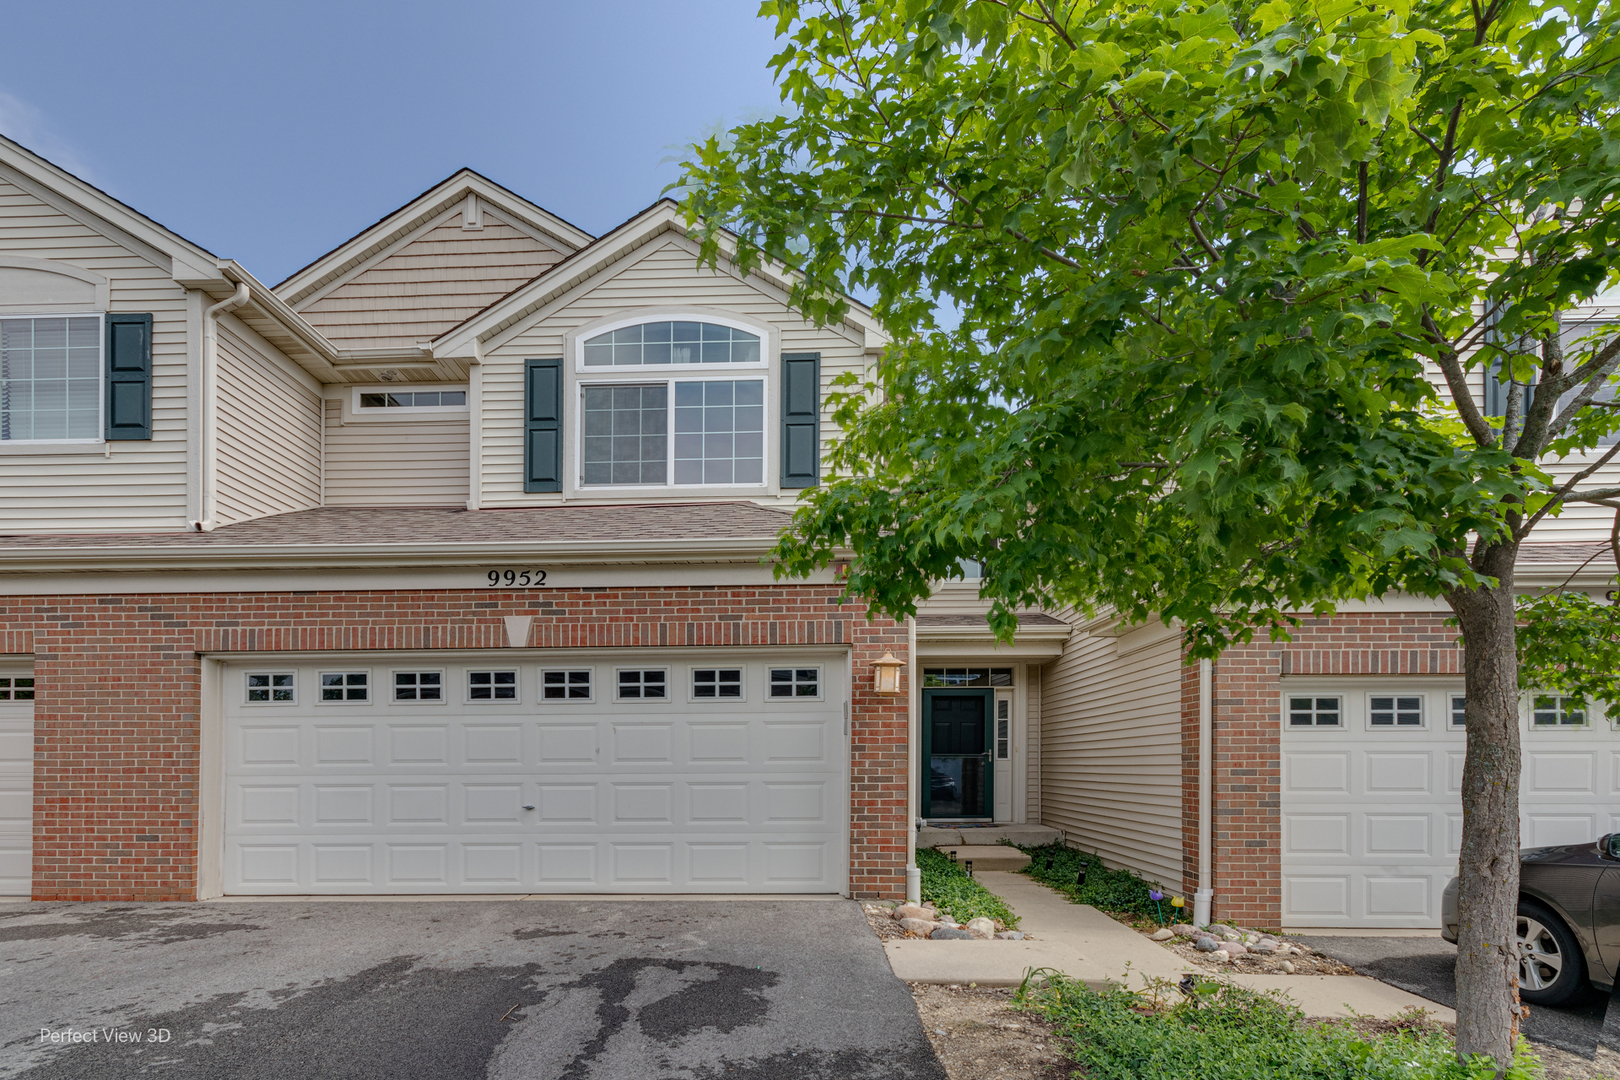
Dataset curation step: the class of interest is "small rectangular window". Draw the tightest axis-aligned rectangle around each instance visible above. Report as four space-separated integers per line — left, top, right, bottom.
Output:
356 389 467 410
1370 695 1424 727
922 667 1014 688
543 670 593 700
1451 695 1467 728
693 668 743 698
617 669 667 700
0 676 35 701
321 672 369 702
1533 695 1587 726
246 672 295 703
1288 696 1341 727
996 717 1010 760
394 672 443 701
769 668 820 698
468 670 517 701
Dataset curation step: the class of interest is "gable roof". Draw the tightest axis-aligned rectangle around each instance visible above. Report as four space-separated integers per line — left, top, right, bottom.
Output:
273 169 595 307
429 199 890 359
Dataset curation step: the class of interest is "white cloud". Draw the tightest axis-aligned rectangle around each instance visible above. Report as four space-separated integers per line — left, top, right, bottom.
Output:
0 89 95 182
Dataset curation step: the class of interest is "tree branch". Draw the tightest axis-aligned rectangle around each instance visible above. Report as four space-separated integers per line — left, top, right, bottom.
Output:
1519 441 1620 536
1422 307 1497 446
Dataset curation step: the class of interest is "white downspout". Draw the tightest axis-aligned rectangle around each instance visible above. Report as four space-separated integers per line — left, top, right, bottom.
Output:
905 614 921 904
197 282 250 531
1194 657 1215 926
466 337 483 511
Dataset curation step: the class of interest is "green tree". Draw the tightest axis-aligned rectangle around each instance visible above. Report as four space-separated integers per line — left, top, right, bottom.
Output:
678 0 1620 1067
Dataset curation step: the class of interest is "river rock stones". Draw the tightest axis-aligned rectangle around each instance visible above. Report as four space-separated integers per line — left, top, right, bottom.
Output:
1194 937 1221 952
931 927 976 941
1150 928 1175 941
898 918 939 935
966 917 997 939
893 904 932 922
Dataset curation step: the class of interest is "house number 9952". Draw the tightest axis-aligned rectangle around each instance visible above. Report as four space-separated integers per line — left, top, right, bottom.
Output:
486 569 548 587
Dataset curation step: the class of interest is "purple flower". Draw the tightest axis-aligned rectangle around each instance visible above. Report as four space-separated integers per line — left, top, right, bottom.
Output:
1148 890 1164 901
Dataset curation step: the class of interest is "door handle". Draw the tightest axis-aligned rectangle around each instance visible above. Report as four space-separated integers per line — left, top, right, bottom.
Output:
521 805 536 811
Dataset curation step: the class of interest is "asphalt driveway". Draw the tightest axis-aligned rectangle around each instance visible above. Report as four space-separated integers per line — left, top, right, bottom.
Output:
1296 935 1617 1058
0 899 947 1080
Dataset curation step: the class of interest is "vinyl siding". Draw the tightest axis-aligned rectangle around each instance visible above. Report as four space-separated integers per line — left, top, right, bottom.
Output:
1039 619 1184 888
0 178 191 532
1026 668 1042 823
213 319 322 524
296 211 567 352
322 396 469 506
480 235 868 506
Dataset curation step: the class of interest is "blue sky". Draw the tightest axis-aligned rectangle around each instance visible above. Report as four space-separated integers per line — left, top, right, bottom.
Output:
0 1 784 284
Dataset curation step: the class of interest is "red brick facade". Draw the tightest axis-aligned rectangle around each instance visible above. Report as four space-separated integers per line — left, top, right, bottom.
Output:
1178 612 1462 928
4 585 908 902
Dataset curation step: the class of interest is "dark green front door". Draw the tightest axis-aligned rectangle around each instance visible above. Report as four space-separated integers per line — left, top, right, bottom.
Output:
922 689 993 819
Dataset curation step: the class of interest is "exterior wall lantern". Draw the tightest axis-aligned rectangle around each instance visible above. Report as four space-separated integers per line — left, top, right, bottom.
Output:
872 651 905 695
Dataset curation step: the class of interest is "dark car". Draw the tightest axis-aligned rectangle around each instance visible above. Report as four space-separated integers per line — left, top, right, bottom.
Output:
1442 833 1620 1006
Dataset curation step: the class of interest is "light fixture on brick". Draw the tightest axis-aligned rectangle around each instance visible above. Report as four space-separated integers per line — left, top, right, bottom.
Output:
871 651 904 694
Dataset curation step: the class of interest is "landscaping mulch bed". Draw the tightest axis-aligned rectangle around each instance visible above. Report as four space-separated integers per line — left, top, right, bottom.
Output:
910 983 1070 1080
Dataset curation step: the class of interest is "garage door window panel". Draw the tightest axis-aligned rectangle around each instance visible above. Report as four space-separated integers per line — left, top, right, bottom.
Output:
1369 694 1425 729
1533 695 1588 727
1451 695 1467 728
467 670 518 702
543 670 593 701
617 669 667 701
1288 696 1341 727
246 673 296 705
692 668 744 700
320 672 370 703
0 676 36 701
770 668 821 699
393 672 444 702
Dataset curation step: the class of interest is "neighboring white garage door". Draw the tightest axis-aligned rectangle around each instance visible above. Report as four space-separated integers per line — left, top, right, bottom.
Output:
1280 680 1620 928
0 665 34 896
222 652 847 894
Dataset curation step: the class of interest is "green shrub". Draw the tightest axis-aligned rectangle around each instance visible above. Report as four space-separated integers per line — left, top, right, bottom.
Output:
1018 843 1167 920
1015 973 1540 1080
916 847 1020 927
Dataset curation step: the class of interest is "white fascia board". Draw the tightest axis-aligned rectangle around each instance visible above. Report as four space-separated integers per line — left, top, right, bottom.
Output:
274 171 594 305
0 136 218 281
916 640 1067 660
0 537 787 574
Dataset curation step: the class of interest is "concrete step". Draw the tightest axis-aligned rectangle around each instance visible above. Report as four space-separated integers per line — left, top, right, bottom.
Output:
933 846 1031 872
917 824 1062 849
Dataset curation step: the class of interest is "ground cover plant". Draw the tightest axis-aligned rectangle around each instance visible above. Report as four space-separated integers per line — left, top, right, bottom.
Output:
916 847 1020 927
1019 843 1169 923
1014 973 1541 1080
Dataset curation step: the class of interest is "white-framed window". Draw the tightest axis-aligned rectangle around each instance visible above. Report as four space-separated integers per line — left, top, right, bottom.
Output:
995 695 1011 759
769 667 820 699
1369 694 1424 728
352 386 468 413
1 313 102 442
1451 694 1467 728
1287 695 1342 727
616 668 667 700
245 672 295 704
691 668 743 700
393 671 444 702
578 376 766 487
578 318 764 369
320 671 370 703
0 676 35 701
542 669 593 701
1533 694 1588 727
467 670 518 702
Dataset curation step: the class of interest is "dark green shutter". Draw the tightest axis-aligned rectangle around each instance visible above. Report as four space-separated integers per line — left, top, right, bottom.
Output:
104 313 153 440
524 359 563 492
781 352 821 488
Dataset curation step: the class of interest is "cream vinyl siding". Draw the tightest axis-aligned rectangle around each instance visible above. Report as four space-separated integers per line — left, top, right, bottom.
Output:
479 237 866 506
1026 668 1042 823
0 178 191 532
213 321 322 524
296 211 567 352
323 397 469 506
1039 619 1184 888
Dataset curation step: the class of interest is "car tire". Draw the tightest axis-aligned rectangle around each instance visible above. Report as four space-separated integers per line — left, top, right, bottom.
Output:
1517 899 1586 1007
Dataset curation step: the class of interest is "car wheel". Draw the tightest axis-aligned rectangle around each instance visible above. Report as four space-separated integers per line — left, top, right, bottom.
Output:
1517 900 1586 1007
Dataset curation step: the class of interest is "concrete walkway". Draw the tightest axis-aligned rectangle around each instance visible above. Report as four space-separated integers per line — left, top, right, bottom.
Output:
885 871 1457 1022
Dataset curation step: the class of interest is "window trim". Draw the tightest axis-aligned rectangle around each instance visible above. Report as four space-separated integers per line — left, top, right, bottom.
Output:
317 670 372 705
614 667 670 702
0 310 105 446
349 385 469 417
540 668 595 703
688 666 746 703
574 373 770 491
465 668 521 704
1366 691 1427 731
572 312 769 373
243 671 297 706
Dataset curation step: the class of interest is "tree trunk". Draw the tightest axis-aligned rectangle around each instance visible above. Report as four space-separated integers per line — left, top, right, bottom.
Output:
1446 542 1524 1072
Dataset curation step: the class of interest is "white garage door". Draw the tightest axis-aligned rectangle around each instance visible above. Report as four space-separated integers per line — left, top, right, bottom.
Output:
0 665 34 896
1280 681 1620 928
222 653 847 895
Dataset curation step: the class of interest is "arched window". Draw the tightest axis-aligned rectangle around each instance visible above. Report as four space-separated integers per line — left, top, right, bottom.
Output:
582 320 761 367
